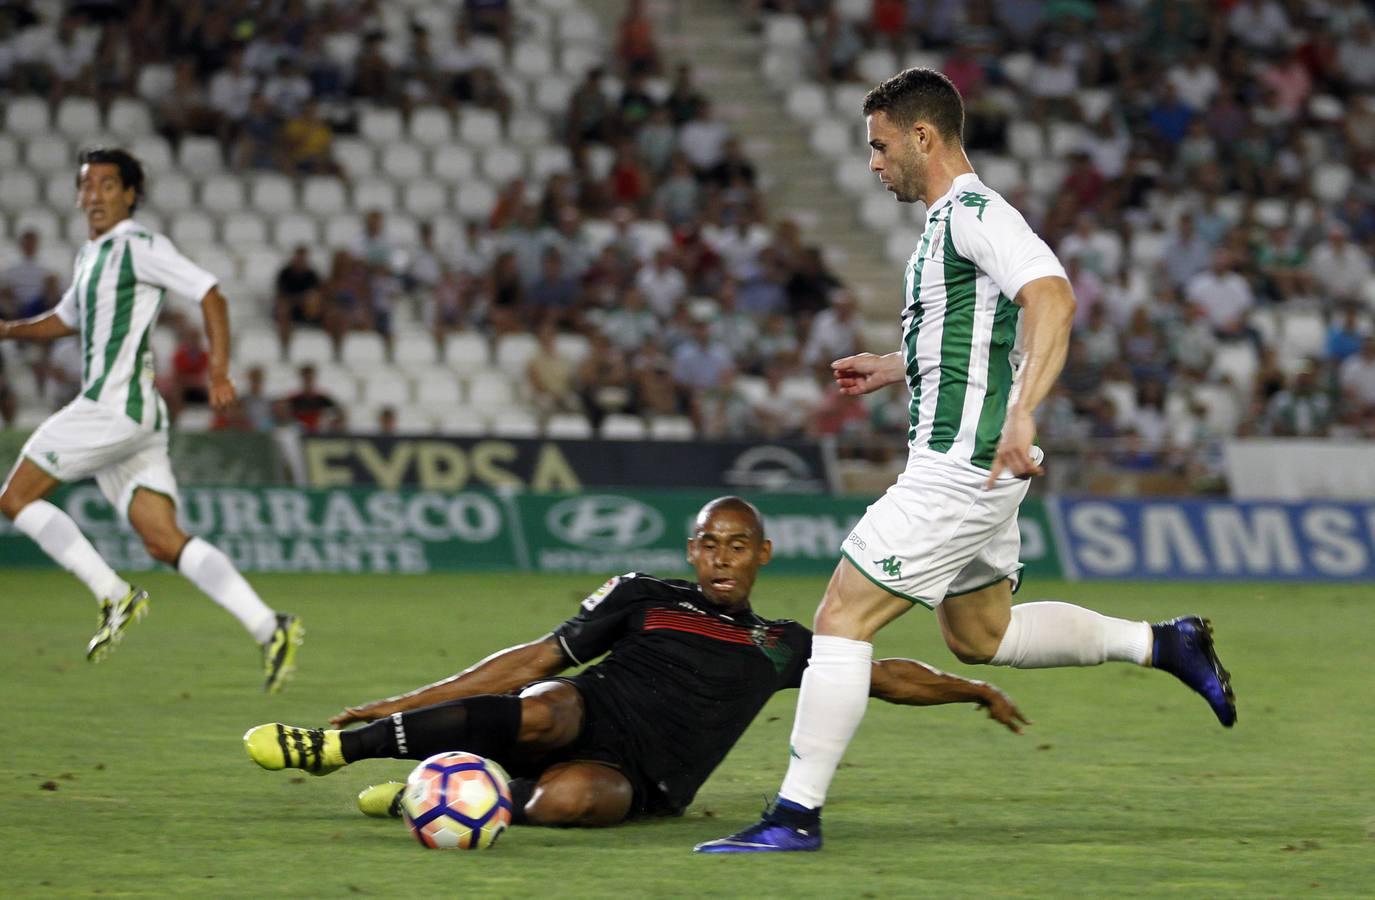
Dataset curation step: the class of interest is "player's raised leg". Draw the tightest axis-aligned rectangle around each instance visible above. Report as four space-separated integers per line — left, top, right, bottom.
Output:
126 487 303 691
944 582 1235 726
695 558 910 853
1 457 147 661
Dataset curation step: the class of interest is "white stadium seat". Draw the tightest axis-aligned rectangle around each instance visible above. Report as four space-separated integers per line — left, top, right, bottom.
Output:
600 414 647 440
508 111 551 148
1026 159 1067 199
135 65 175 103
415 374 462 410
170 212 216 247
239 247 282 294
408 106 453 147
148 171 194 214
1048 122 1090 157
249 173 297 215
380 144 426 180
455 180 497 220
763 15 808 49
341 332 389 366
1279 310 1327 361
494 333 539 370
200 175 246 212
458 109 503 148
0 172 41 209
301 176 348 216
107 98 154 139
401 181 449 218
831 83 869 118
489 409 540 437
195 246 238 285
977 155 1022 194
553 333 591 365
332 137 374 178
360 368 412 406
444 332 492 374
530 145 573 180
885 228 923 265
24 135 70 173
359 107 404 146
559 10 601 43
810 118 853 159
179 136 223 173
288 330 334 365
559 44 601 78
66 211 91 244
861 194 902 231
786 84 828 121
584 145 615 181
436 408 489 436
55 97 101 139
129 135 173 172
323 214 362 249
513 42 555 79
7 209 57 243
835 156 877 195
649 415 695 440
1006 120 1045 160
1310 163 1352 204
1210 342 1258 391
353 177 398 212
545 412 593 438
466 371 517 409
0 134 17 168
222 212 268 246
5 97 50 136
383 214 418 247
534 79 575 117
432 146 477 184
856 48 898 85
274 214 320 248
391 331 440 368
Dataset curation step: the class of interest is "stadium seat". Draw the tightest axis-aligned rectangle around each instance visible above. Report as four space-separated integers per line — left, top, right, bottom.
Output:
395 180 445 219
409 106 453 147
810 118 853 159
383 215 419 247
458 109 503 148
455 180 498 220
274 214 320 248
530 146 573 180
1048 122 1090 157
322 214 362 249
584 144 615 181
249 174 297 215
4 97 50 136
107 98 154 139
1194 383 1241 434
546 412 593 438
380 144 426 181
359 107 404 146
885 228 923 265
903 49 944 70
977 155 1022 194
830 83 869 118
1210 342 1258 391
553 333 591 366
630 220 672 258
533 79 575 117
129 135 173 172
391 330 441 367
135 210 164 234
360 368 412 407
861 194 902 232
1250 307 1280 347
600 414 647 439
179 136 223 173
341 331 389 367
489 409 540 437
1310 163 1353 205
1000 52 1036 89
494 333 539 371
432 146 477 185
1026 159 1067 199
1279 310 1327 361
221 212 267 246
288 330 334 365
55 97 101 140
0 171 41 209
558 9 602 43
762 14 808 49
856 48 899 85
648 415 695 440
443 331 492 373
1254 199 1287 228
559 43 601 78
781 375 825 410
332 137 374 178
1076 88 1113 122
195 246 238 286
435 408 489 436
1006 120 1045 160
170 212 216 247
836 0 874 21
235 327 283 366
1101 381 1138 428
352 177 398 212
302 176 348 216
135 65 175 103
467 371 518 409
176 407 214 432
24 135 70 173
415 374 462 410
785 84 829 121
201 175 246 212
513 42 555 80
508 111 552 149
238 247 282 295
65 211 90 244
1130 231 1168 268
145 171 193 214
0 134 16 169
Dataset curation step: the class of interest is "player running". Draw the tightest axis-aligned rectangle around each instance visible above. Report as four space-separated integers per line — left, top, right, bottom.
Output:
0 148 303 691
243 497 1027 828
697 69 1235 854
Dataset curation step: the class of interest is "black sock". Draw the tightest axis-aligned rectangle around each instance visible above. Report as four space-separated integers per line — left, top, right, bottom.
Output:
508 777 536 826
339 695 523 763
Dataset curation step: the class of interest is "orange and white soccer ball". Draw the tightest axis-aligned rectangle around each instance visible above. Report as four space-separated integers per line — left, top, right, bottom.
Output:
400 751 513 849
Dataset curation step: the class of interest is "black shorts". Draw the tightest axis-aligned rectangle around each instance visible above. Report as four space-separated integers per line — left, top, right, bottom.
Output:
519 675 683 820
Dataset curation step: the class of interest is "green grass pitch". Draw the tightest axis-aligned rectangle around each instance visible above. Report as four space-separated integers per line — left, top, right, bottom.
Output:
1 570 1371 898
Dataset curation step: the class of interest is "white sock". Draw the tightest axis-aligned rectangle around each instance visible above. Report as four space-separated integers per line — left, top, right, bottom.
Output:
177 537 278 643
13 500 129 602
990 601 1151 668
778 635 873 810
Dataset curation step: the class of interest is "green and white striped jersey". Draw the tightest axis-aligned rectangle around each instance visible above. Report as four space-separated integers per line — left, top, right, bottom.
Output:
53 218 218 428
900 173 1065 470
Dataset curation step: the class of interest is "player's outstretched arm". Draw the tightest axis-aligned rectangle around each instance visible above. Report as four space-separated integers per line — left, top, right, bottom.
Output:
0 310 79 342
869 657 1029 734
329 636 571 727
831 351 905 396
199 287 238 410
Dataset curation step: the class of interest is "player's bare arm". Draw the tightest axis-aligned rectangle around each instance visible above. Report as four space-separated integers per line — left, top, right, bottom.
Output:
869 657 1029 734
199 286 237 411
831 351 905 396
985 275 1076 488
330 636 570 727
0 309 79 342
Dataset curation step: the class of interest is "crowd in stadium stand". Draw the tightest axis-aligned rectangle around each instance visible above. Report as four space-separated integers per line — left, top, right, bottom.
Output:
3 0 1375 483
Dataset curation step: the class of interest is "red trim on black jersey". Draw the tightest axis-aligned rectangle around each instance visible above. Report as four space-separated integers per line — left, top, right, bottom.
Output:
642 609 785 648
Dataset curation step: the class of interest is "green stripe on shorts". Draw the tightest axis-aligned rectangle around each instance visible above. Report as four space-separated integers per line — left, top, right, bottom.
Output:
839 548 936 609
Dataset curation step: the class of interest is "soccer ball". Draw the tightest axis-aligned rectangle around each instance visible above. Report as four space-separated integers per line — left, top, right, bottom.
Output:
400 751 514 849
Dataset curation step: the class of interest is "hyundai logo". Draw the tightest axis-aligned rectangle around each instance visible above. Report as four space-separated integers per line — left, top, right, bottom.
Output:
547 496 665 550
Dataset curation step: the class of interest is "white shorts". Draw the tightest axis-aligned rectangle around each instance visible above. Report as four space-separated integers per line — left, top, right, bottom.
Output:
16 397 179 519
840 448 1035 608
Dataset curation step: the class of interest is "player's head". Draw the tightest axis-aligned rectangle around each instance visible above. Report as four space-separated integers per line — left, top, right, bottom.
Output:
76 147 145 236
687 496 772 610
862 68 964 203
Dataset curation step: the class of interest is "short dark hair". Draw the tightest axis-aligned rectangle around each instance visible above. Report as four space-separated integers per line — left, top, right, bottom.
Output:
862 67 964 143
696 496 766 541
76 147 146 212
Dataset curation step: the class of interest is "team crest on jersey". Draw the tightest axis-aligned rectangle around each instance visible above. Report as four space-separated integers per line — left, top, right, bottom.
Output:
922 218 947 261
581 575 623 611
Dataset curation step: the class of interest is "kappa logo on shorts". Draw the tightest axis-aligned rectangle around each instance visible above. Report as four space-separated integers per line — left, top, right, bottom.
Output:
846 532 866 551
874 555 902 578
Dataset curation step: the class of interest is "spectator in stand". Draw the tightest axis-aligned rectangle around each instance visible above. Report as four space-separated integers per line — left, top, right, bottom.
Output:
527 248 582 329
213 366 275 432
578 331 633 429
636 106 678 176
1337 20 1375 92
1146 82 1195 153
284 364 343 433
1228 0 1292 52
750 361 803 439
273 246 326 358
696 366 754 439
665 62 705 126
352 210 395 272
786 246 840 322
263 57 312 118
1338 337 1375 412
636 248 688 318
157 58 216 147
321 250 374 353
466 0 513 46
1266 366 1332 437
608 138 652 209
808 378 868 439
233 92 283 170
43 15 95 100
671 315 734 395
482 250 525 335
209 45 257 148
1186 250 1257 343
567 67 612 149
801 289 859 369
352 32 396 102
1168 302 1220 378
376 406 399 435
0 231 60 319
1326 305 1366 363
616 0 660 77
678 99 730 174
441 19 498 101
1309 223 1372 305
1162 212 1213 291
282 99 340 175
466 66 512 127
633 338 684 419
165 319 210 424
526 324 578 417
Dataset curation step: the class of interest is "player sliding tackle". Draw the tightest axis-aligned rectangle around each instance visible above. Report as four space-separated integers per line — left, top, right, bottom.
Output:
244 497 1027 828
697 69 1235 854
